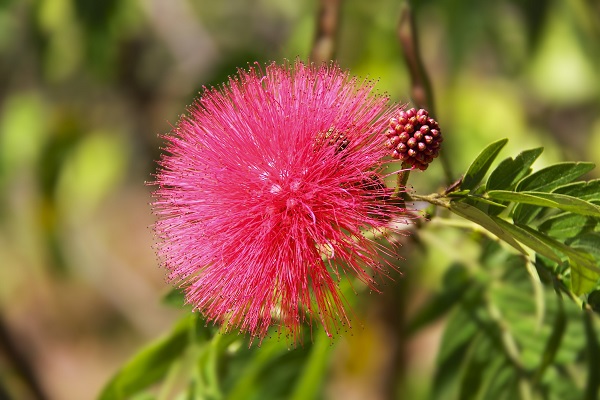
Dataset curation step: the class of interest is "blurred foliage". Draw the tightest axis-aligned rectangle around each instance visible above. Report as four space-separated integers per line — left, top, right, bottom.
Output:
0 0 599 399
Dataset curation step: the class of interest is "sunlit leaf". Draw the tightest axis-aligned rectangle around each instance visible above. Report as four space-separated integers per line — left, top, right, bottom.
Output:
488 190 600 217
461 138 508 190
513 162 595 223
486 147 544 191
515 162 595 192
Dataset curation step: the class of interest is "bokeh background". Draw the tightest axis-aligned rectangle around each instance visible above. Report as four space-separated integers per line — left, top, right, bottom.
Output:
0 0 599 399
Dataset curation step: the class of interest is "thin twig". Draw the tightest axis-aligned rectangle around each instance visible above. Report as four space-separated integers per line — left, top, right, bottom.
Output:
397 3 454 184
310 0 342 64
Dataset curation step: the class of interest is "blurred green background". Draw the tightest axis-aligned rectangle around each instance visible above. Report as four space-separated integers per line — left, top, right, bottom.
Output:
0 0 598 399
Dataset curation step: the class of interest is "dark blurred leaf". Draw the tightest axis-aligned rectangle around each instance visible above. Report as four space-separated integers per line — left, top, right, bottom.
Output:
588 291 600 313
539 213 598 240
288 331 332 400
458 335 494 399
461 138 508 190
486 147 543 191
406 263 472 336
73 0 118 31
449 201 526 255
431 308 479 400
477 361 519 400
507 0 552 50
99 316 197 400
488 190 600 217
533 298 566 384
584 313 600 400
37 114 83 199
223 338 313 400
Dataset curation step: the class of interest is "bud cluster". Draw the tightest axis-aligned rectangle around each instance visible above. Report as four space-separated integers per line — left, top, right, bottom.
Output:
385 108 442 170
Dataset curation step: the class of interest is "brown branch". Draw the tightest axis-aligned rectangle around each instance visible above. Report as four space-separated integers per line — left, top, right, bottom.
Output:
397 3 454 184
0 315 49 400
310 0 343 64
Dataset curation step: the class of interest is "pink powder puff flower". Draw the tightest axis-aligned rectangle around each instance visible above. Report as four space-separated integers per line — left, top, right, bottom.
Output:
153 60 408 343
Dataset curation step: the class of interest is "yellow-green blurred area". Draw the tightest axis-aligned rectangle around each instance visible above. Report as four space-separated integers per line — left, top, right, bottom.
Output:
0 0 598 399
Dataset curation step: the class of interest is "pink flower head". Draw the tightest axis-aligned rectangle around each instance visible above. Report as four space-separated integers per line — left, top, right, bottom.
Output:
153 60 407 343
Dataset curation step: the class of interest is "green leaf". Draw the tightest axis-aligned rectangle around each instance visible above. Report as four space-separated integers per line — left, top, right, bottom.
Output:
486 147 544 191
162 287 187 308
432 308 480 400
461 138 508 190
477 361 518 400
553 179 600 201
98 316 197 400
571 259 598 299
449 201 527 255
532 298 566 384
224 336 313 400
539 213 598 240
288 330 332 400
514 224 600 295
458 334 492 399
584 313 600 400
512 162 595 224
491 217 563 264
405 263 472 336
570 233 600 262
488 190 600 217
515 162 595 192
588 290 600 313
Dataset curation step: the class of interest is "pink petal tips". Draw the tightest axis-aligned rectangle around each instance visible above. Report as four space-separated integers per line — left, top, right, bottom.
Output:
152 60 408 343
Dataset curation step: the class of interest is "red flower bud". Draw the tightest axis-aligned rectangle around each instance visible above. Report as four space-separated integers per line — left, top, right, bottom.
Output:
384 108 443 170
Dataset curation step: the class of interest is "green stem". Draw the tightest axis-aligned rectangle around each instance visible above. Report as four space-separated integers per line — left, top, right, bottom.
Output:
396 168 410 194
409 192 451 208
